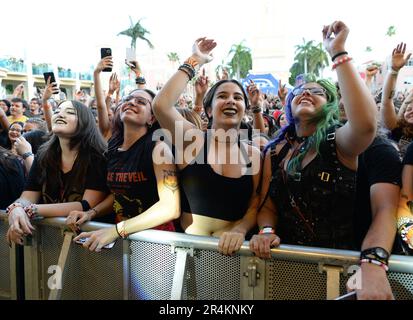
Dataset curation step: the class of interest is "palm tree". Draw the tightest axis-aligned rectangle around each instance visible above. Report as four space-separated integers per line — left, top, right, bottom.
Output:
227 41 252 80
118 17 154 52
167 52 180 65
289 39 329 85
386 26 396 37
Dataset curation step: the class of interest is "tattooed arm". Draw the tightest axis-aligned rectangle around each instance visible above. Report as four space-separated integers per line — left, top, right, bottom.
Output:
74 142 181 252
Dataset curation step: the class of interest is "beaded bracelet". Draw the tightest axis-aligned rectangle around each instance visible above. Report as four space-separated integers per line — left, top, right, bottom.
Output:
332 56 353 70
178 64 195 81
24 204 39 220
360 258 389 272
6 203 24 216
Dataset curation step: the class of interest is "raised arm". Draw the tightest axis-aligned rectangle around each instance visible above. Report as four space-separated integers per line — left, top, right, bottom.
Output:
193 68 209 116
93 57 113 139
365 65 379 93
152 38 216 147
247 81 266 133
41 77 58 132
323 21 377 159
381 43 411 130
397 89 413 119
0 107 10 131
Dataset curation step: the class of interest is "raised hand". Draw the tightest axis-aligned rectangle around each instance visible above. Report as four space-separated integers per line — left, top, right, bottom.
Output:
108 73 120 95
246 80 263 107
14 136 32 156
192 37 217 65
43 76 59 101
221 68 229 80
195 69 209 97
278 80 288 101
366 65 379 78
125 59 142 77
391 42 412 72
13 83 25 98
95 57 113 73
322 21 349 58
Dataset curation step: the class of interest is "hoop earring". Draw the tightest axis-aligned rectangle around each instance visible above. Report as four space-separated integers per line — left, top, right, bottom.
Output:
147 122 152 129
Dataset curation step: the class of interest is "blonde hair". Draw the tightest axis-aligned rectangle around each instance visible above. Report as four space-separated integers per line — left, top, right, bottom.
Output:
177 107 203 129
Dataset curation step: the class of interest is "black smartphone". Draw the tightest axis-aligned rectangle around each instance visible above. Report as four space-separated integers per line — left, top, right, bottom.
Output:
43 72 59 94
100 48 112 72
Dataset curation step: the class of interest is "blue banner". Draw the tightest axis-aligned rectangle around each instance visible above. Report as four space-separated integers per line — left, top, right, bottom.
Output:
241 73 292 95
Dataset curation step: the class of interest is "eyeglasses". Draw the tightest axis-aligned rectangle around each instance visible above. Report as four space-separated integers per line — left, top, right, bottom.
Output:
9 128 22 133
292 87 327 97
121 95 151 107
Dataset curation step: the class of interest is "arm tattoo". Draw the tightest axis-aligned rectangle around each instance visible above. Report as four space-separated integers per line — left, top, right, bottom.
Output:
389 90 395 100
162 169 178 194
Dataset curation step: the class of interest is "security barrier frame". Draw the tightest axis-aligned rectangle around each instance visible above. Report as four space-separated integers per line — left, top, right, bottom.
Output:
1 212 413 300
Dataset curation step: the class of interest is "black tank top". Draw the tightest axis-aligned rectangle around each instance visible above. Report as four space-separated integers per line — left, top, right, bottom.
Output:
268 126 357 250
180 133 253 221
107 133 174 231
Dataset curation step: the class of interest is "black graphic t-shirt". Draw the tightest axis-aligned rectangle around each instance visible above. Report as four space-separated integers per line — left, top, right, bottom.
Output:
107 133 174 231
0 158 25 209
25 154 109 204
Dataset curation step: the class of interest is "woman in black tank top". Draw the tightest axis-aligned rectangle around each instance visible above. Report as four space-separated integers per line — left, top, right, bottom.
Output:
74 59 180 252
153 38 262 256
250 21 378 257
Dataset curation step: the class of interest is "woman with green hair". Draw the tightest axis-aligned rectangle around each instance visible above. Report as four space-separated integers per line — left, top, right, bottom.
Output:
250 21 377 256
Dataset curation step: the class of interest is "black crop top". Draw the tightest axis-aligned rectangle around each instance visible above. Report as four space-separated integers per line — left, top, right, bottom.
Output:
180 134 253 221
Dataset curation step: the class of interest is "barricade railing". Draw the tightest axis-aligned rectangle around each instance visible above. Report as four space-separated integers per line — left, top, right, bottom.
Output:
1 213 413 300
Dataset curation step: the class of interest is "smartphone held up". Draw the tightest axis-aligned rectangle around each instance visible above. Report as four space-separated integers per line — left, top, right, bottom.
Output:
101 48 113 72
43 72 59 94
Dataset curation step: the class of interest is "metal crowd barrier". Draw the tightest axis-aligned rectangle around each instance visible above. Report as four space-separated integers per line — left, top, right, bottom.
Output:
1 211 413 300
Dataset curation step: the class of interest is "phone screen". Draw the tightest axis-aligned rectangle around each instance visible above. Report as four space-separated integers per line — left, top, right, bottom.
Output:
43 72 56 84
43 72 59 94
101 48 112 72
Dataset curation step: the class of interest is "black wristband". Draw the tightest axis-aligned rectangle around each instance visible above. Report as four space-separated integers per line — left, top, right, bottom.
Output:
252 107 262 114
135 76 146 85
331 51 348 62
80 200 91 212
